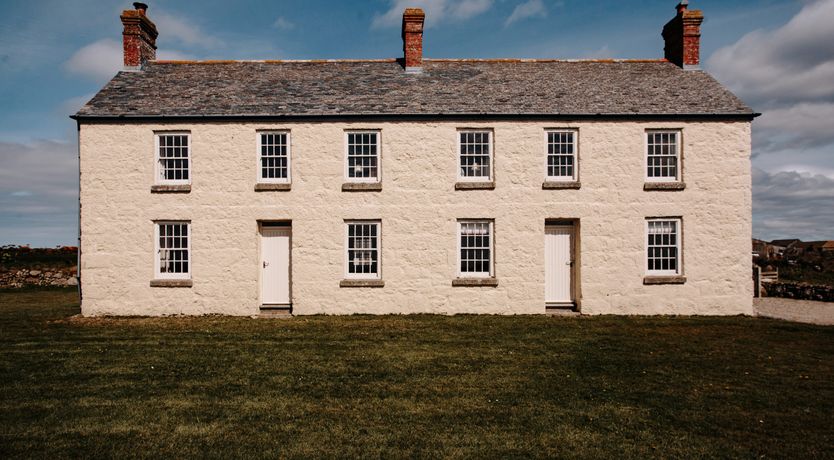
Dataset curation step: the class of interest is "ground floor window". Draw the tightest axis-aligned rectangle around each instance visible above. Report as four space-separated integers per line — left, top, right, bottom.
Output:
345 221 381 279
646 218 681 275
155 221 190 278
458 220 494 277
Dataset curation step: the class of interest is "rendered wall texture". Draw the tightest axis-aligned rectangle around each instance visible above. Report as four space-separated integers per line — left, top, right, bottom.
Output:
79 120 752 316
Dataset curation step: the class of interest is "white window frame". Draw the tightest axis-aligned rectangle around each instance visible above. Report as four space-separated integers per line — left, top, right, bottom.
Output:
457 219 494 278
154 221 191 280
544 129 578 181
154 132 191 185
645 130 682 182
257 130 291 184
344 220 382 280
344 130 381 184
645 217 682 276
457 129 494 182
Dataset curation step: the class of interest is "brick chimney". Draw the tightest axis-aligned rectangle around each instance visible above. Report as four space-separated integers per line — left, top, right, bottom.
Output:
402 8 425 73
120 2 158 69
662 0 704 70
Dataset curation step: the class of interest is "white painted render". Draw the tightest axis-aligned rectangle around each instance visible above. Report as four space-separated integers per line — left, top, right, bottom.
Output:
78 120 753 316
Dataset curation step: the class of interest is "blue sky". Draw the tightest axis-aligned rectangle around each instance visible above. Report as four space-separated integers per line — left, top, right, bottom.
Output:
1 0 832 246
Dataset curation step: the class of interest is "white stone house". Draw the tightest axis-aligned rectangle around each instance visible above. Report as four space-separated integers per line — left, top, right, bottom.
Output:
73 2 757 316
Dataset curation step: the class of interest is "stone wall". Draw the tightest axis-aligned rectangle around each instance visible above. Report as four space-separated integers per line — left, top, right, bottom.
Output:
0 266 78 288
79 120 752 316
764 282 834 303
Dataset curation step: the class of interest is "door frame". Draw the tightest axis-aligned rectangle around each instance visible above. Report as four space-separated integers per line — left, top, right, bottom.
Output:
258 220 292 308
545 219 580 310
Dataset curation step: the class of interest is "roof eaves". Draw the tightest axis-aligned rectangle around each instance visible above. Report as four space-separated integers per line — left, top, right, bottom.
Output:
71 112 759 122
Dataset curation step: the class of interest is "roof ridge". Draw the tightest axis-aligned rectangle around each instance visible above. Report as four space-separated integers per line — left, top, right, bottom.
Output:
150 58 670 65
152 59 400 64
425 58 669 63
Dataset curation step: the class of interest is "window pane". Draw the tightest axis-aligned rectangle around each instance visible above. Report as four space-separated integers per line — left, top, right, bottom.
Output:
647 220 680 274
547 131 576 179
259 133 289 180
459 222 491 275
347 222 380 277
459 131 491 178
646 132 678 180
346 132 379 180
158 223 189 276
158 135 190 182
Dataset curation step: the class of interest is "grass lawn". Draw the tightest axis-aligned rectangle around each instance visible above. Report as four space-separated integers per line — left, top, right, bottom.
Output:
1 289 832 458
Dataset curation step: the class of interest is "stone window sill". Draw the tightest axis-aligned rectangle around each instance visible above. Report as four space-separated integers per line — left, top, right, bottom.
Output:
151 184 191 193
452 277 499 287
643 275 687 285
150 279 193 288
542 181 581 190
255 183 291 192
340 279 385 288
342 183 382 192
644 182 686 191
455 181 495 190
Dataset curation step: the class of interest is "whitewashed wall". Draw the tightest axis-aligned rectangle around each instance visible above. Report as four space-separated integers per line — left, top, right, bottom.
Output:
79 120 752 316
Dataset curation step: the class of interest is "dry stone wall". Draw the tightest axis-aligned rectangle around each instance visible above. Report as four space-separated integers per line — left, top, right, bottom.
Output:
0 266 78 288
764 282 834 303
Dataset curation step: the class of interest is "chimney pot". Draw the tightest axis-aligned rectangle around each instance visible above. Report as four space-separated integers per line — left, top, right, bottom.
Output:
663 1 703 69
121 2 158 69
402 8 425 73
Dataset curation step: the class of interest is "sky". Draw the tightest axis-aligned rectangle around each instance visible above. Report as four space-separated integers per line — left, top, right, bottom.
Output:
0 0 832 246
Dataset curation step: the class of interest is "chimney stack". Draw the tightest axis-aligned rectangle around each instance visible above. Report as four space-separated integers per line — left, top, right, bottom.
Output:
120 2 158 69
662 0 704 70
402 8 425 73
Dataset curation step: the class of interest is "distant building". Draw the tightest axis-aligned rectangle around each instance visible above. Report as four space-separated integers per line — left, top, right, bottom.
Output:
769 239 801 259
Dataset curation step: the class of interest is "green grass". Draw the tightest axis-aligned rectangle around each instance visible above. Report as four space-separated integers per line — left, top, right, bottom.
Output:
1 289 833 459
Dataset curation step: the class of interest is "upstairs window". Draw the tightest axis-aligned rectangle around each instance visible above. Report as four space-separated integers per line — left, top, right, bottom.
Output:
546 129 577 181
458 220 494 278
258 132 290 183
646 218 681 276
345 221 381 279
458 130 492 181
646 130 681 182
155 133 190 184
345 131 380 183
155 221 190 279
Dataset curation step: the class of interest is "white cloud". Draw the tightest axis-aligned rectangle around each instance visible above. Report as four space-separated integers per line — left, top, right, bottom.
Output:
371 0 493 29
153 11 224 49
582 45 613 59
63 39 122 82
753 168 834 240
756 102 834 150
63 39 193 82
707 1 834 239
707 0 834 107
273 17 295 31
58 93 96 118
505 0 547 27
0 140 78 246
157 49 195 61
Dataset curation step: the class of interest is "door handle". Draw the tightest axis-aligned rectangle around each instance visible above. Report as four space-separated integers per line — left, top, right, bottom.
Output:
263 261 269 268
566 260 574 266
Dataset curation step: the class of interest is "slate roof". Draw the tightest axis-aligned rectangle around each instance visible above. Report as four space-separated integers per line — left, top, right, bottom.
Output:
73 59 754 119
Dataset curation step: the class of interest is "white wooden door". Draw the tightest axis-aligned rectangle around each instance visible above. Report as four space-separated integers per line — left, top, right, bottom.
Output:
545 225 574 304
261 227 291 305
